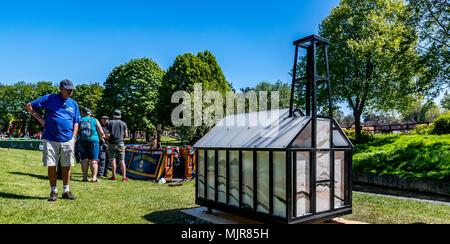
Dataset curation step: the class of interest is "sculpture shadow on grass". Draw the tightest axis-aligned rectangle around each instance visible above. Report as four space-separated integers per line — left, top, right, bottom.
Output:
142 208 210 224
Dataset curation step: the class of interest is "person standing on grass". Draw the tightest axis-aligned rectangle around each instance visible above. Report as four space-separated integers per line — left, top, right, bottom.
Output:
78 108 104 183
106 110 128 181
98 116 110 178
25 79 81 201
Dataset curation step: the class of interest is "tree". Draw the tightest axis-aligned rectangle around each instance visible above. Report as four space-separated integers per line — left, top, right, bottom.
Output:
34 81 59 98
319 0 425 142
158 50 232 143
239 80 292 111
101 58 165 141
402 99 442 123
408 0 449 97
72 83 104 116
441 93 450 111
341 114 355 127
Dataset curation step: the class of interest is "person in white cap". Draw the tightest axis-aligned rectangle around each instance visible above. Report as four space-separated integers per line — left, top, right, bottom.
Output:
106 110 129 181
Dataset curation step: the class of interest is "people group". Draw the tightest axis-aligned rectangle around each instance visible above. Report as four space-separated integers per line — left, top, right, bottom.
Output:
26 79 129 201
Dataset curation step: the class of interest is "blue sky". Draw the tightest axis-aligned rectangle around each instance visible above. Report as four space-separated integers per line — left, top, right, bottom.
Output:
0 0 338 88
0 0 446 115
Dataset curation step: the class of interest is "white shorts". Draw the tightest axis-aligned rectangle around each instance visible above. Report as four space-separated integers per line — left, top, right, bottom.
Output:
42 138 75 167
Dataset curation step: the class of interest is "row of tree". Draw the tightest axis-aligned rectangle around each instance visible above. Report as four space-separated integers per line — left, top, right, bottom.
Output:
0 81 104 136
0 0 447 143
0 51 233 143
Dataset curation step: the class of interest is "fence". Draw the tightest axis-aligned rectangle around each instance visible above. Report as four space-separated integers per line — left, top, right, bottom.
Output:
0 139 42 150
342 122 431 134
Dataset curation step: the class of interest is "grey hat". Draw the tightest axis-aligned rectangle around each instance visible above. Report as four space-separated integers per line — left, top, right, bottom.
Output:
101 116 109 119
113 110 121 118
82 108 92 115
60 79 74 90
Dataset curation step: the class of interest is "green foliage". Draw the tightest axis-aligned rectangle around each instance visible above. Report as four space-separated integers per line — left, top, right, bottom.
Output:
402 99 442 123
413 124 434 135
158 50 232 143
72 83 104 117
432 113 450 135
441 93 450 111
101 58 165 135
0 81 59 133
319 0 425 141
343 128 373 143
353 134 450 181
408 0 449 97
240 80 292 110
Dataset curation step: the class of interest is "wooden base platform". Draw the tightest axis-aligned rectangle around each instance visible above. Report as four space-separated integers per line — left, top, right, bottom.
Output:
181 207 367 224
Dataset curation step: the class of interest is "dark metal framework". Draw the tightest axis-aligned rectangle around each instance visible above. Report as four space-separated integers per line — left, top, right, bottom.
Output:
194 35 353 224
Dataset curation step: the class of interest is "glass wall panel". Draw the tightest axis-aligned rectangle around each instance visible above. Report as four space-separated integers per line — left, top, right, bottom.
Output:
333 130 350 147
207 150 215 201
296 151 310 217
198 150 205 198
292 121 311 148
273 151 286 218
242 151 254 209
316 182 330 212
256 151 269 214
334 151 345 208
317 119 330 149
229 151 239 206
316 152 330 212
217 150 227 203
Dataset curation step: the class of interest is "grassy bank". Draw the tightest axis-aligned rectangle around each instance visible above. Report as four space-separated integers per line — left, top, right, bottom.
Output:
352 134 450 181
0 148 448 224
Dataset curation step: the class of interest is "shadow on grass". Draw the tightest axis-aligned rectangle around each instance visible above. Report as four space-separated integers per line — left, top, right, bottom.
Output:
9 172 47 180
9 171 84 181
0 191 47 200
142 208 209 224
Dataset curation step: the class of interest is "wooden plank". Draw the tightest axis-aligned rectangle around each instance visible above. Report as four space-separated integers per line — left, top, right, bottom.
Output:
181 207 367 224
181 207 262 224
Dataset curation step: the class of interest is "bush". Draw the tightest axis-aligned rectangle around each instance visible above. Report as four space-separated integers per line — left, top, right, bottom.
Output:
343 128 373 143
413 124 434 135
432 114 450 135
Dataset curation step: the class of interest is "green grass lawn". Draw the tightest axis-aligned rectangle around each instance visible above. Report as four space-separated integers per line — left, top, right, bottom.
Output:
0 148 449 224
0 148 202 224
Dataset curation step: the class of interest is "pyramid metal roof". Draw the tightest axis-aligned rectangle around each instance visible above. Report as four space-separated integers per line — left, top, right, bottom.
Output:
194 108 312 149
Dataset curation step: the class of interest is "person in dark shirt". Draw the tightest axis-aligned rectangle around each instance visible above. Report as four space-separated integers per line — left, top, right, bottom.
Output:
26 79 80 201
98 116 110 178
173 147 185 179
106 110 128 181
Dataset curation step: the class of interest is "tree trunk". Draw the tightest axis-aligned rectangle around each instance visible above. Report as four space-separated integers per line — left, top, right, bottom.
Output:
353 110 362 143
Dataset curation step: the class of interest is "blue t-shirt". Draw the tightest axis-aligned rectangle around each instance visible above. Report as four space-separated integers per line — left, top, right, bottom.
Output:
30 94 81 142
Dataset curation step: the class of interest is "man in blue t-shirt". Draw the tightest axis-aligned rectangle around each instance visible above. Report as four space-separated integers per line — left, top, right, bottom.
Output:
26 79 81 201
